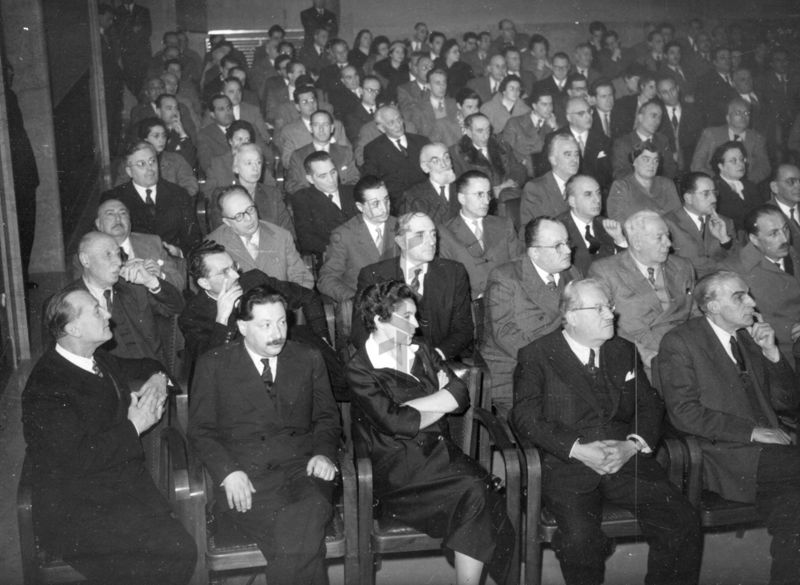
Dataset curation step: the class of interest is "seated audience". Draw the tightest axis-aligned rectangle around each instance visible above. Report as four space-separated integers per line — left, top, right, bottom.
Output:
532 52 571 125
435 39 475 98
430 87 481 147
409 68 460 140
658 270 800 584
551 96 613 190
588 210 695 375
558 174 626 274
327 64 362 121
286 109 359 194
202 119 255 199
721 204 800 359
480 74 530 135
656 75 702 174
155 93 198 169
351 212 473 359
397 142 459 224
695 46 737 127
206 186 314 288
664 171 736 278
462 31 491 79
607 141 681 224
502 87 557 178
397 52 434 121
440 170 522 299
188 285 341 585
290 151 358 260
345 74 381 146
22 289 196 585
610 70 656 139
520 134 579 227
68 231 184 365
102 141 200 255
317 175 399 303
467 54 507 105
217 76 270 145
346 280 515 585
481 216 581 412
691 97 772 186
512 278 702 585
768 164 800 254
197 93 235 175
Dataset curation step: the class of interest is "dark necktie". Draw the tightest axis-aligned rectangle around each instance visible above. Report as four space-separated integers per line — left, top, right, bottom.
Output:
119 247 129 263
587 348 598 375
647 267 656 287
791 207 800 228
733 134 742 142
585 223 601 254
699 216 707 240
145 188 156 217
260 358 275 396
91 360 104 378
439 184 447 201
409 268 422 294
784 254 795 276
545 273 557 291
394 138 407 157
671 108 679 131
103 289 113 313
729 336 747 373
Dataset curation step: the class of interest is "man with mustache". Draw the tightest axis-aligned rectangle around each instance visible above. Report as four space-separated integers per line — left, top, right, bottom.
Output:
721 204 800 363
512 278 701 585
188 285 341 585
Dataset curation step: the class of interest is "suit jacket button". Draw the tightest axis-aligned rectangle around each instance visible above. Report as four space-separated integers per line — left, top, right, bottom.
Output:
261 435 267 441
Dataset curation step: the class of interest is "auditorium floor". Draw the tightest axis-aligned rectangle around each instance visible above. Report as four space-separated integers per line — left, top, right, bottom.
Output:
0 273 776 584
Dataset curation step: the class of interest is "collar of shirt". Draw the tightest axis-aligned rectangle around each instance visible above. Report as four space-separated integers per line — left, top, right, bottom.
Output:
553 172 568 195
728 128 746 141
430 179 449 195
570 211 593 240
490 79 499 93
313 140 331 152
402 259 428 293
460 211 483 234
365 334 419 377
82 277 112 310
722 176 744 194
668 104 682 117
133 183 156 203
630 254 661 281
774 198 796 219
530 112 543 127
325 190 341 207
573 129 589 144
55 343 97 374
554 77 565 90
232 104 241 120
531 258 560 285
302 118 312 132
562 329 599 365
240 229 259 249
364 216 385 237
395 134 408 148
705 316 739 364
684 206 705 231
501 96 516 110
635 130 651 143
243 340 278 379
120 236 135 259
430 95 444 109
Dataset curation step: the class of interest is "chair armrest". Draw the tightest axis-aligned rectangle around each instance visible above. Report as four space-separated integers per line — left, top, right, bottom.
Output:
683 435 705 507
659 437 688 492
321 294 336 349
337 441 358 563
354 447 374 565
195 195 208 236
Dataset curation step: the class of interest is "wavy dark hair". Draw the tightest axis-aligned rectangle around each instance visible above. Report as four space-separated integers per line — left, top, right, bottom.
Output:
357 280 416 333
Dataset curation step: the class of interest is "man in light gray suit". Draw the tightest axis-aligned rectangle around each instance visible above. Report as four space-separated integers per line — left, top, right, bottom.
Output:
207 186 314 289
317 175 398 303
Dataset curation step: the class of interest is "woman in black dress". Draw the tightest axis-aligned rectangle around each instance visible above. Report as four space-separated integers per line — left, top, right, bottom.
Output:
349 29 372 71
712 140 766 234
435 39 474 98
346 281 514 585
374 41 410 103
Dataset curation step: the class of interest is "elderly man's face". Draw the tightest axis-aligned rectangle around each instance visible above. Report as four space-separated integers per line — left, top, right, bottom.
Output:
631 217 671 265
81 234 123 288
397 214 437 265
126 146 159 188
751 212 791 260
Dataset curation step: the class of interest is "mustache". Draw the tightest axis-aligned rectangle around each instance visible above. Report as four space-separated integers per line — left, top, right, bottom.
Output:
265 338 286 347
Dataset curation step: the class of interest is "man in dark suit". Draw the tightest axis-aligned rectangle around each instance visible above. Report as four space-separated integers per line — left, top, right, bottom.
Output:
502 86 557 178
439 170 522 299
462 32 491 78
262 55 293 124
759 49 800 160
768 164 800 254
589 210 696 377
397 53 433 119
300 0 338 42
289 151 358 260
512 278 702 585
69 231 184 367
665 172 736 278
197 93 235 174
351 211 473 359
695 47 737 127
610 71 656 140
721 204 800 359
397 142 460 224
532 53 571 126
22 288 196 585
298 28 331 77
317 176 399 303
612 100 678 180
115 1 151 95
558 175 625 274
554 96 613 190
656 76 702 174
344 74 380 145
589 79 616 142
101 142 201 256
362 105 430 210
482 216 581 412
466 54 507 104
328 64 362 120
658 271 800 584
189 286 341 585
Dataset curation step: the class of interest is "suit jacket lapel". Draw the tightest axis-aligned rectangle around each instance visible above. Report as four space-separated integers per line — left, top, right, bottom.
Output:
521 257 561 308
549 333 604 412
620 253 662 313
234 344 280 416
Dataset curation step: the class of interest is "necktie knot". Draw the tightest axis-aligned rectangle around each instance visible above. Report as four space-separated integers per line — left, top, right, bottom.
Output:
92 360 103 378
545 273 557 291
585 223 601 254
260 358 275 394
587 348 598 374
394 138 407 156
145 188 156 217
647 267 656 287
374 226 383 250
409 268 423 293
103 289 113 312
729 336 746 372
119 246 129 263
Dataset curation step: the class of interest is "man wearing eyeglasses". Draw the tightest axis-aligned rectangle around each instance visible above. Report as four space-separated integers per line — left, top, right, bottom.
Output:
317 175 399 304
664 171 737 278
512 278 702 585
101 141 200 256
397 142 459 224
589 210 695 379
482 216 581 413
207 185 314 288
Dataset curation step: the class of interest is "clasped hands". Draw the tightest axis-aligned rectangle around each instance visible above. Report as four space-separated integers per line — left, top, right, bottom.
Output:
222 455 337 513
572 439 639 475
127 372 168 435
119 258 161 289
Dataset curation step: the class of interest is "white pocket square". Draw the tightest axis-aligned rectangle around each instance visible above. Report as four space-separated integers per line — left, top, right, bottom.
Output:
598 151 607 158
624 370 635 381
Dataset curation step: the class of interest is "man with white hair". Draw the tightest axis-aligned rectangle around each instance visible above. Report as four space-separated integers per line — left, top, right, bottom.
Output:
589 209 695 375
397 142 460 224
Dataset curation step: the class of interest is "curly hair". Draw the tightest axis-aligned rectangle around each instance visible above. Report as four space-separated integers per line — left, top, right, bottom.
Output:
357 280 416 333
